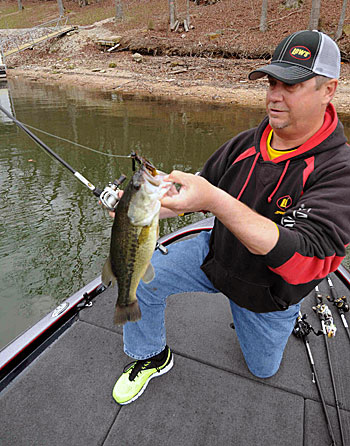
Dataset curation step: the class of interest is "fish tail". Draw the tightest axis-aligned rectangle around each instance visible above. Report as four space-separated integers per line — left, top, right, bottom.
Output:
114 301 142 325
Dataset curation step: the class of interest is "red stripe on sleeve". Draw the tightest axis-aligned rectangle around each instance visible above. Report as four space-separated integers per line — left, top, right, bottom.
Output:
299 156 315 197
269 251 345 284
302 157 315 189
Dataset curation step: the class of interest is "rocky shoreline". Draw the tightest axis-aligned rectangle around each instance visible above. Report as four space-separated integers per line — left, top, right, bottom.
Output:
7 59 350 115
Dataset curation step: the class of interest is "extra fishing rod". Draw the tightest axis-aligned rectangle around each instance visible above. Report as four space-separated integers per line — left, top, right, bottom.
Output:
313 287 345 446
0 104 127 210
293 312 337 446
326 276 350 344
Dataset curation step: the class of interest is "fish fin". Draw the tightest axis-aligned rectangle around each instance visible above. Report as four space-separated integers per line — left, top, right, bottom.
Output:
114 301 141 325
142 262 155 284
102 256 117 287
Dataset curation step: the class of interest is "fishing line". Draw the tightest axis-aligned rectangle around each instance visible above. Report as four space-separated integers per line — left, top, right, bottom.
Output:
0 103 127 209
21 122 131 159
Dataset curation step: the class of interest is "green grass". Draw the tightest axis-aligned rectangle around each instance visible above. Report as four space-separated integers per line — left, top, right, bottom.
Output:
0 3 19 16
0 0 185 30
68 5 116 26
0 3 59 28
0 0 175 29
0 0 116 29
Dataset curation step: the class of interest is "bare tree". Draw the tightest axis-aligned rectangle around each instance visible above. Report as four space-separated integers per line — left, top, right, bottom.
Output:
309 0 321 30
57 0 64 16
260 0 268 32
335 0 348 40
115 0 123 21
186 0 190 27
17 0 23 11
169 0 176 29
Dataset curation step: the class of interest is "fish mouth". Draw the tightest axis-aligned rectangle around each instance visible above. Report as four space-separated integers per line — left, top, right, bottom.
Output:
131 152 168 186
141 165 166 186
131 152 159 178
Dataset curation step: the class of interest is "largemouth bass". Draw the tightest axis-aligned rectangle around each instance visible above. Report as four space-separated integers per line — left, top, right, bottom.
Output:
102 162 171 325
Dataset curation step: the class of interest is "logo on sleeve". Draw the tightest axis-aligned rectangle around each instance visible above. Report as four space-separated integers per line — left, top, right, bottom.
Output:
289 46 311 60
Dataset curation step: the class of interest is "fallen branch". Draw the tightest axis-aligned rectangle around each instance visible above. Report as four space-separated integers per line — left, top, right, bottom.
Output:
107 43 121 52
268 8 302 24
248 8 303 31
170 67 197 74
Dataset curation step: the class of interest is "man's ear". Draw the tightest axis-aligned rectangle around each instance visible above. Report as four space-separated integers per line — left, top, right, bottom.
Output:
322 79 338 105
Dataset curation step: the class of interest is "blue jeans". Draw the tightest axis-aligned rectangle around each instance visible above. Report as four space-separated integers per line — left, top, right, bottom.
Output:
123 231 301 378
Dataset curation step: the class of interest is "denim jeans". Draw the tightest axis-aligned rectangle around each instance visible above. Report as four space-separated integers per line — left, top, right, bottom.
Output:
123 230 301 378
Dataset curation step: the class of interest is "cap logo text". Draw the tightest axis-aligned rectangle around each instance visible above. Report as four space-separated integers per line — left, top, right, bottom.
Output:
289 46 311 60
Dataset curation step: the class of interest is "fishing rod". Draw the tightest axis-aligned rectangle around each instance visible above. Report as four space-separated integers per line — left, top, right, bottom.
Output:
326 276 350 343
313 287 345 446
0 103 130 210
293 312 337 446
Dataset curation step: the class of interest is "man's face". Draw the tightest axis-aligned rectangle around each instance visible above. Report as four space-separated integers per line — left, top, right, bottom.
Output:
266 76 327 139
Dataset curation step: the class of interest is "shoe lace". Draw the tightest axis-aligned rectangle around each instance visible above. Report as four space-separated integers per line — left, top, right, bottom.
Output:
125 359 156 381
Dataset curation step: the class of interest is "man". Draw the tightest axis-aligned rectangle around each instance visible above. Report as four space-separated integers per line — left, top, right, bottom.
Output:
112 30 350 405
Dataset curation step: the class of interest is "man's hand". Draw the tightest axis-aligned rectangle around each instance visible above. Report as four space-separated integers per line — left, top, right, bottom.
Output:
161 171 216 214
162 170 279 256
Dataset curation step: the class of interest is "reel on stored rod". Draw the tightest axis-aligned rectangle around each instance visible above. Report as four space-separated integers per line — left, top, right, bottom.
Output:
293 313 322 338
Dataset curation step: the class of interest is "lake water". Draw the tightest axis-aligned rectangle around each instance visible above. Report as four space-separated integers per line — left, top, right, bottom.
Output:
1 79 350 350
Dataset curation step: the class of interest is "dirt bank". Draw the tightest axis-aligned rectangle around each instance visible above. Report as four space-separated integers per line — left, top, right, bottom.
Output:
7 53 350 114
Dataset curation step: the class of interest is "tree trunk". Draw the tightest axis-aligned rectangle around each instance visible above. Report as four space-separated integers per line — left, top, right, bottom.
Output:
259 0 268 32
17 0 23 11
309 0 321 30
335 0 348 40
115 0 123 21
186 0 190 26
57 0 64 16
169 0 176 29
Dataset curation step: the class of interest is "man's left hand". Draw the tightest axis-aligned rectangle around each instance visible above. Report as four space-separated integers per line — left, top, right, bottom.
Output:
161 170 216 214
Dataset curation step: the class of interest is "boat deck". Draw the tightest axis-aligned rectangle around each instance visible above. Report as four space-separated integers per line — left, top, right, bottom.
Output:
1 272 350 445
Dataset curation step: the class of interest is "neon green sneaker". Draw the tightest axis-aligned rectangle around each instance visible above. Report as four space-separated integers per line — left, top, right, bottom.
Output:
112 346 173 405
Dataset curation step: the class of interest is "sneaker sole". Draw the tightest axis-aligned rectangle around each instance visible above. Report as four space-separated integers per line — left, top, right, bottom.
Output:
115 355 174 405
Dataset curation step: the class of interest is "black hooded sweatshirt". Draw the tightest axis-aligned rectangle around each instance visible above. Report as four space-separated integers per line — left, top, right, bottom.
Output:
200 104 350 313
